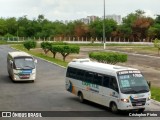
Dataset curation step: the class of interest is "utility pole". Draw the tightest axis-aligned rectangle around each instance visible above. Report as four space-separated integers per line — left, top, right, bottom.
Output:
103 0 106 49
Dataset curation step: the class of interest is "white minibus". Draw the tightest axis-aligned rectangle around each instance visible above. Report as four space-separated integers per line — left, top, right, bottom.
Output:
65 58 151 113
7 51 37 82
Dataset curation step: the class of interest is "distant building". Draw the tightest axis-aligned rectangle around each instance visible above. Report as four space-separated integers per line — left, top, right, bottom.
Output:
64 20 69 24
102 14 122 24
80 18 89 24
87 16 99 23
80 16 99 24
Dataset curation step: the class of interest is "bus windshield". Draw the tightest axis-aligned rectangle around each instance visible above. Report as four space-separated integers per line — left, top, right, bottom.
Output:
117 70 149 94
14 57 35 69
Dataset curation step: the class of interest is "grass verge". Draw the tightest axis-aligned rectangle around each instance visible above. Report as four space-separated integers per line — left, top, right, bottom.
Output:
0 40 24 45
151 86 160 102
11 44 68 67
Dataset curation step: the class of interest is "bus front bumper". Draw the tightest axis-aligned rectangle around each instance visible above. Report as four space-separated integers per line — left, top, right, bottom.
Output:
117 100 151 110
13 74 36 81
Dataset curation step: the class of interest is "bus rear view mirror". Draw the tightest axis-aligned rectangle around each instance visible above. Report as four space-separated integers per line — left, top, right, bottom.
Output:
10 60 13 68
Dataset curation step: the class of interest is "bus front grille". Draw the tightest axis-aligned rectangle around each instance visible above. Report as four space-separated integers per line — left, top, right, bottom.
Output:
131 98 146 106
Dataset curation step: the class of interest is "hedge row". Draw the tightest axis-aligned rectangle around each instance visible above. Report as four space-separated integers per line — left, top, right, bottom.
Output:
89 52 127 64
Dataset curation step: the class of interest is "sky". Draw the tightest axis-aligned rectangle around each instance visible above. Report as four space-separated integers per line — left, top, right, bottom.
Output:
0 0 159 21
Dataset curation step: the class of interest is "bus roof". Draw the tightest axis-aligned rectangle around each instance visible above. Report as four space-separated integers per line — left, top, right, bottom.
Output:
68 58 138 74
8 51 32 58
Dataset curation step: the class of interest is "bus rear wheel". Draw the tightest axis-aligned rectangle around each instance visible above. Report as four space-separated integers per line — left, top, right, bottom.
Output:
78 92 84 103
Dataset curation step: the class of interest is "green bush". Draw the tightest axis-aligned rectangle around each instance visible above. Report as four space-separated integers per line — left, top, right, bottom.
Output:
153 38 160 55
89 52 127 64
53 45 80 61
23 40 36 51
52 42 68 45
41 42 52 54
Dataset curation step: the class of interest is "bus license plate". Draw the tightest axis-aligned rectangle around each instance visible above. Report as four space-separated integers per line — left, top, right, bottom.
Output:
20 75 29 79
136 103 142 106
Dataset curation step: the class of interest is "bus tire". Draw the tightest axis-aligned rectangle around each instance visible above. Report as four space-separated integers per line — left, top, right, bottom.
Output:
78 92 84 103
110 102 118 113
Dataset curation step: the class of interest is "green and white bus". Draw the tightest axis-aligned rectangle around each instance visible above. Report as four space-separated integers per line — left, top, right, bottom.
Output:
7 51 37 82
65 58 151 113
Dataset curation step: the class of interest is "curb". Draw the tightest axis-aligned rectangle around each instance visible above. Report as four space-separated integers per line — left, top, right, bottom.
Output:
151 99 160 106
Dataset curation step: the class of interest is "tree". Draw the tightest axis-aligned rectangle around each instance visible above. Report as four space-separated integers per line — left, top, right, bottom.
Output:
117 25 132 39
153 38 160 55
49 45 59 58
23 40 36 51
89 19 117 40
41 42 52 54
122 10 154 41
74 21 89 38
49 42 67 58
148 27 158 40
0 18 7 36
132 17 153 41
5 17 18 36
54 45 80 61
89 52 127 64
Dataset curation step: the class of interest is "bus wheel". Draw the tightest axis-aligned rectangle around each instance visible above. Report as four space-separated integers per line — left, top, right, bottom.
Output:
78 92 84 103
110 102 118 113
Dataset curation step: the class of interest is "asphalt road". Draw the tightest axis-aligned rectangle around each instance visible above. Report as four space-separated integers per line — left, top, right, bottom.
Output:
0 45 159 120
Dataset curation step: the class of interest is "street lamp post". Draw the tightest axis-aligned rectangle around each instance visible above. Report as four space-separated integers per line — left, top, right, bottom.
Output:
103 0 106 49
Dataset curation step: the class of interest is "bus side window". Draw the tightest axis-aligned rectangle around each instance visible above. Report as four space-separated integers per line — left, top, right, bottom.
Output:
84 71 93 83
93 73 103 85
103 76 110 88
109 77 119 93
76 69 85 81
66 67 77 79
66 67 71 77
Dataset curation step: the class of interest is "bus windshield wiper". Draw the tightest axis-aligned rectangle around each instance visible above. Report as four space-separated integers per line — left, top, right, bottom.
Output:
24 66 34 69
137 89 149 93
123 89 138 94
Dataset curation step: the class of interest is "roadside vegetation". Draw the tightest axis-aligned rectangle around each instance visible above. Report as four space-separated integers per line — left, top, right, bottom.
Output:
1 10 160 43
154 38 160 55
89 52 127 64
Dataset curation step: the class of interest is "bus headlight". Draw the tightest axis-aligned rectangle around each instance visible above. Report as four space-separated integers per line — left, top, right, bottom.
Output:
32 69 36 74
121 99 129 103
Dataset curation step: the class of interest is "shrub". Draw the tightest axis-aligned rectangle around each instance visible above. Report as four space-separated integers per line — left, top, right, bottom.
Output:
53 45 80 61
153 38 160 55
41 42 52 54
23 40 36 51
89 52 127 64
52 42 68 45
